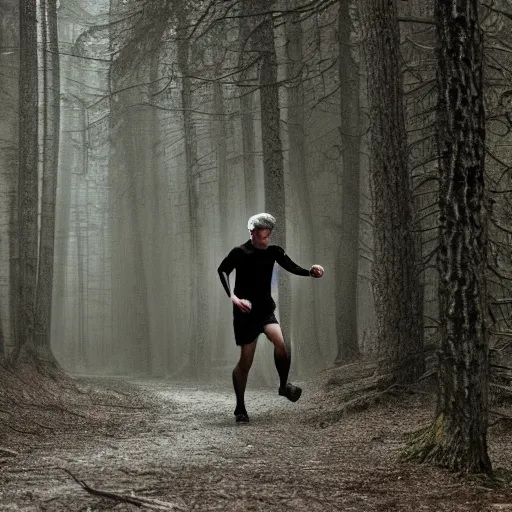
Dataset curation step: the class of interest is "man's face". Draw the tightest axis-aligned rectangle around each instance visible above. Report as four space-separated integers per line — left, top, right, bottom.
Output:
251 228 271 249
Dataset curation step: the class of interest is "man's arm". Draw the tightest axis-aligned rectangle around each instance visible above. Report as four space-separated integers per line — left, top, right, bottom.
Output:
217 248 238 298
275 246 311 277
218 248 251 313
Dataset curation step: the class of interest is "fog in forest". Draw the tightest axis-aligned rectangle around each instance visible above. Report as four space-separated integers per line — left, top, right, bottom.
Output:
3 0 512 498
1 0 511 393
0 0 380 383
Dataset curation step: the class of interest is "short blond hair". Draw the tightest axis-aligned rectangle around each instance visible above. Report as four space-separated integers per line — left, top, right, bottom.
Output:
247 213 276 231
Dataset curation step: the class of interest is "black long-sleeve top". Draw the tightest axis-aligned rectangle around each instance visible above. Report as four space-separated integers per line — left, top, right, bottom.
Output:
217 239 311 316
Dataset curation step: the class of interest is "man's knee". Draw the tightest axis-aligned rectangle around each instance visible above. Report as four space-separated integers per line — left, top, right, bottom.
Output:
237 343 256 372
265 329 287 353
237 356 253 373
274 341 288 358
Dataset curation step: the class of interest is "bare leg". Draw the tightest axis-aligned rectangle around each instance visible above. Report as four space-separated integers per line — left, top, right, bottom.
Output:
232 339 257 416
262 323 289 388
264 323 302 402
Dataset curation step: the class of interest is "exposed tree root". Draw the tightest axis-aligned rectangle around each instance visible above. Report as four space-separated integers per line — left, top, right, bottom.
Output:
0 360 155 457
489 409 512 427
402 415 493 475
402 414 445 464
316 390 388 427
309 383 403 428
12 400 90 419
62 468 189 511
306 360 440 428
321 360 377 386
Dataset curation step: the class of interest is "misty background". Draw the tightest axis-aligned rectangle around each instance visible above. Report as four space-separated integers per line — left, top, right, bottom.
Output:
1 0 511 388
0 0 376 382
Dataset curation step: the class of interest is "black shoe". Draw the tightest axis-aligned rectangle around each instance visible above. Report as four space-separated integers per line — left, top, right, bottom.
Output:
234 406 250 423
235 412 250 423
279 383 302 403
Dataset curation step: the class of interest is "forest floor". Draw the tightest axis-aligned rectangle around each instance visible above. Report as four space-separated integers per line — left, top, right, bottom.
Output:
1 361 512 511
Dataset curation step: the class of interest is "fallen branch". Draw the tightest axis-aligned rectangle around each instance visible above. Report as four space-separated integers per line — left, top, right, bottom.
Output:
492 331 512 338
13 401 90 420
87 402 151 410
0 446 19 457
32 420 55 431
416 368 437 382
6 424 42 436
61 468 188 511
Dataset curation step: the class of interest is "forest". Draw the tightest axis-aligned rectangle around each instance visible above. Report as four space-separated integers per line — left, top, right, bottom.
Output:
1 0 512 510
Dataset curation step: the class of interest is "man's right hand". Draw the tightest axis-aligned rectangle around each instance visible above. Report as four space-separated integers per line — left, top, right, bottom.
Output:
232 295 252 313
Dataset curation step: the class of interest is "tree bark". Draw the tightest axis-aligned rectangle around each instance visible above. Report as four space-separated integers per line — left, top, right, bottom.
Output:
0 1 20 358
213 38 230 360
402 0 436 366
177 3 209 379
284 5 321 373
147 39 168 375
336 0 362 364
34 0 60 359
213 52 229 252
429 0 491 474
16 0 39 358
362 0 424 384
75 148 88 367
238 2 258 218
256 2 291 348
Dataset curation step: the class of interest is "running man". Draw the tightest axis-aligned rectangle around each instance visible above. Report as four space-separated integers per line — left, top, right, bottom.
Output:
217 213 324 423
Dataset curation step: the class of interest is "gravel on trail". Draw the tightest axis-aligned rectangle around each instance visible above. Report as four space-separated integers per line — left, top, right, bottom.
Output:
1 368 512 511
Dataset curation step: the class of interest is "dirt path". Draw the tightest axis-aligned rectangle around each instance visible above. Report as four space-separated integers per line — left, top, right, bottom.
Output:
1 376 512 511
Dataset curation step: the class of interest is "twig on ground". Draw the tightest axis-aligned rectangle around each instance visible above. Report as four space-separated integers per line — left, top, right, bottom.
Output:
0 446 19 457
61 468 189 511
87 402 151 410
32 420 55 431
13 400 90 420
6 424 42 436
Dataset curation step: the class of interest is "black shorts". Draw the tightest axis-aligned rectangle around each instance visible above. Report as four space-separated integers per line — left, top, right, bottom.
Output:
233 311 279 346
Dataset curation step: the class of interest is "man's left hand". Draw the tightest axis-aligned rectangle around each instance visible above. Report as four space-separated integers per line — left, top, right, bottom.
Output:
310 265 324 278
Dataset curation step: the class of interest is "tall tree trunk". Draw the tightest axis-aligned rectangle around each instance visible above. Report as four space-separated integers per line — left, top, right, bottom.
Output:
177 4 208 379
213 42 230 361
336 0 362 364
362 0 424 384
118 103 152 374
51 82 74 365
284 6 321 373
75 163 87 366
403 0 437 373
407 0 492 474
256 3 291 349
108 0 119 371
238 3 258 218
108 1 172 375
213 67 229 254
34 0 60 361
148 41 168 375
0 1 20 358
16 0 38 359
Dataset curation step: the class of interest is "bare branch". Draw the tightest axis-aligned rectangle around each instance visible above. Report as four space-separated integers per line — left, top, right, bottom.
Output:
398 16 435 25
